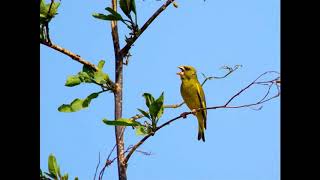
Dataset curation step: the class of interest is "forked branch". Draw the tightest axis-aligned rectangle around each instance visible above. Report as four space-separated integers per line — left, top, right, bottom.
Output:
96 145 151 180
120 0 175 56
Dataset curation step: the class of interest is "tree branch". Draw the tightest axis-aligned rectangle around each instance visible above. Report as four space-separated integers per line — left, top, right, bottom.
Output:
223 71 279 106
48 0 55 15
110 0 127 180
124 71 280 163
40 41 99 71
93 152 100 180
120 0 175 56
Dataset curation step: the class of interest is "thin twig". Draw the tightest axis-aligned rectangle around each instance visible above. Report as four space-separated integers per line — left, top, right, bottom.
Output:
107 144 117 162
98 144 117 180
97 144 152 179
44 23 51 44
98 145 135 180
44 0 57 44
257 81 274 103
163 102 184 109
224 71 278 106
48 0 55 15
40 41 99 71
201 65 242 86
135 149 152 156
93 152 100 180
120 0 175 56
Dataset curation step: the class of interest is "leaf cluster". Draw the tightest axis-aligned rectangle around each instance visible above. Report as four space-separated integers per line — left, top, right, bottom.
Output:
103 92 164 136
40 0 61 42
64 60 111 87
58 60 114 113
40 0 60 24
40 154 78 180
92 0 139 44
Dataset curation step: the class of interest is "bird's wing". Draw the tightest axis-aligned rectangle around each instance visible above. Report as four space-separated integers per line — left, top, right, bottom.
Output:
195 82 207 129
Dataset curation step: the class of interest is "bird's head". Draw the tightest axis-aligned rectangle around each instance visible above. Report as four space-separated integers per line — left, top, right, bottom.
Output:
177 65 197 80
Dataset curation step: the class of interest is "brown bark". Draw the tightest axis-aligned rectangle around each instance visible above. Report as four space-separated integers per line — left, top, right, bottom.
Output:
110 0 127 180
40 41 98 71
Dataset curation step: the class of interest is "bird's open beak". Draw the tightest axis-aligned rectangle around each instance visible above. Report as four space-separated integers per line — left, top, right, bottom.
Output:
177 66 185 76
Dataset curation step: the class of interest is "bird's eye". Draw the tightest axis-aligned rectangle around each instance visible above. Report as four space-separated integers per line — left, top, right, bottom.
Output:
184 67 190 71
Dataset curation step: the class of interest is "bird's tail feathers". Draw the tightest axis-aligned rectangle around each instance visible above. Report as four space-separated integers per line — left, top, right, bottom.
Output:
197 127 205 142
197 115 206 142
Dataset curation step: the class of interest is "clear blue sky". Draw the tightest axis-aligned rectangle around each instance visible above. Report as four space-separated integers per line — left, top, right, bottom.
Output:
40 0 280 180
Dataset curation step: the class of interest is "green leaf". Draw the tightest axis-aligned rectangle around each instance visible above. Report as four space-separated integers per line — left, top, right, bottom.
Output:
156 92 164 119
135 125 148 136
47 1 60 17
149 92 164 120
137 108 150 119
65 62 109 86
105 7 123 20
103 118 141 127
142 93 155 108
40 0 48 15
58 104 72 112
40 0 60 23
40 13 47 19
92 13 122 21
62 173 69 180
149 102 160 121
131 0 137 15
93 70 109 84
58 93 100 112
69 99 84 111
48 154 59 178
97 60 105 70
65 75 82 87
40 0 48 23
82 63 109 84
82 93 99 108
75 177 79 180
78 72 93 83
119 0 130 16
82 65 95 77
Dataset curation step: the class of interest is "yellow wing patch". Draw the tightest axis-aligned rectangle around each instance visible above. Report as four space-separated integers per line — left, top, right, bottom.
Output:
195 83 207 129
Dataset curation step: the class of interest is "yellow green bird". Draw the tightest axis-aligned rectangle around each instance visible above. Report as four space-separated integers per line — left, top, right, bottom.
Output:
177 65 207 142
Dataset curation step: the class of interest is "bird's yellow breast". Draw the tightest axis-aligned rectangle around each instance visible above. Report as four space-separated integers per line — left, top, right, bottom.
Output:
180 79 202 110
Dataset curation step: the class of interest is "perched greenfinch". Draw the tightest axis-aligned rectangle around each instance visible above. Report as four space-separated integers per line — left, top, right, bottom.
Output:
177 65 207 142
